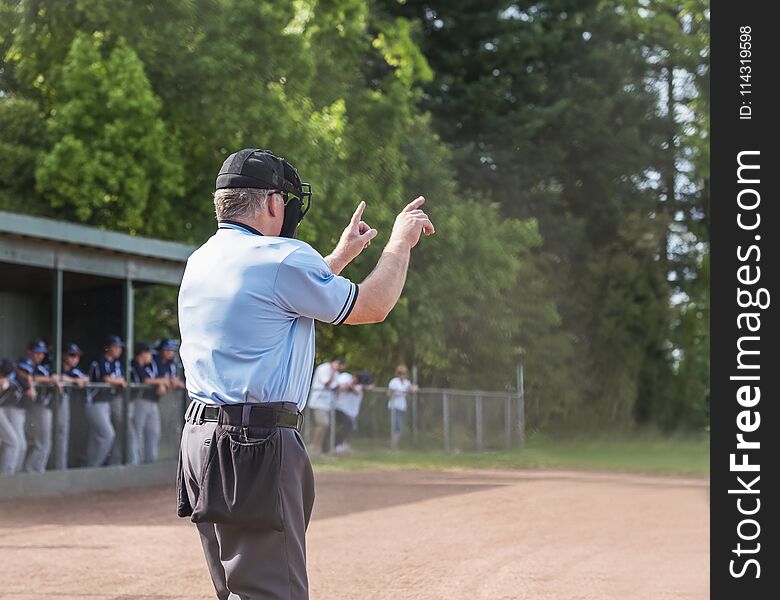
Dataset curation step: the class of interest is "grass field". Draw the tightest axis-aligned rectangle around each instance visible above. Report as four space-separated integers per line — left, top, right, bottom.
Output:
312 434 710 476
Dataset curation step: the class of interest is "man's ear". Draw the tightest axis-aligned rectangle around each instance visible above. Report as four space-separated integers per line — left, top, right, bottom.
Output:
267 192 281 219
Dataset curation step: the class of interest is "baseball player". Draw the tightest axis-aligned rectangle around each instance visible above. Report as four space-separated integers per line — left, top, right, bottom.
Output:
1 359 32 474
306 357 346 456
86 335 127 467
54 343 89 470
129 342 170 464
2 360 36 473
21 340 62 472
177 148 434 599
154 338 186 393
387 364 417 450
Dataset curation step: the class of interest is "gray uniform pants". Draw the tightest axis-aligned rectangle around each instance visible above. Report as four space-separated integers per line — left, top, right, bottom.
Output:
54 394 70 470
85 401 115 467
108 395 125 465
179 417 315 599
23 403 52 472
0 407 26 474
129 398 161 465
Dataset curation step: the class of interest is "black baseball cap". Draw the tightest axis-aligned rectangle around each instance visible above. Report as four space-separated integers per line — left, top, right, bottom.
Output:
134 342 151 355
157 338 178 351
216 148 302 193
29 339 48 353
64 343 82 355
104 335 124 348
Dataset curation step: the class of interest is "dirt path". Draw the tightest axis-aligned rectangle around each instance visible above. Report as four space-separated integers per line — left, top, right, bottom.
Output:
0 469 708 599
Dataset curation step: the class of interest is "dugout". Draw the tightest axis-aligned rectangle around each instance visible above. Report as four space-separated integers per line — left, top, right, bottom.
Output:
0 210 194 363
0 210 195 471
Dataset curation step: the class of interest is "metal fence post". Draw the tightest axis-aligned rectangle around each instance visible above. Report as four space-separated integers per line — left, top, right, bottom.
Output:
517 362 526 449
504 394 512 450
475 394 483 452
390 406 396 447
442 392 450 452
411 365 418 446
329 391 337 453
412 393 418 446
123 278 134 464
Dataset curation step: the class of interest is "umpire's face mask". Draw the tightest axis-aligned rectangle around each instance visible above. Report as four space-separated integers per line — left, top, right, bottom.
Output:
278 185 312 239
280 195 304 239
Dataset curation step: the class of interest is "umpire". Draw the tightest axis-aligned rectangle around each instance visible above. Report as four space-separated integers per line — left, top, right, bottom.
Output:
177 148 434 599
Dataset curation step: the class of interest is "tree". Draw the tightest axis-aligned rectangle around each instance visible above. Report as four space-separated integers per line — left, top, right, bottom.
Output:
34 33 183 234
379 0 709 426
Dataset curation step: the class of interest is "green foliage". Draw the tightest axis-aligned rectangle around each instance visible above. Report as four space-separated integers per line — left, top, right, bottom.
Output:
0 95 46 211
34 33 183 233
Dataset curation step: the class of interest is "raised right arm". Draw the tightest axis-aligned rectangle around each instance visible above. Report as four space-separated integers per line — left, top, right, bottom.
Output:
345 197 434 325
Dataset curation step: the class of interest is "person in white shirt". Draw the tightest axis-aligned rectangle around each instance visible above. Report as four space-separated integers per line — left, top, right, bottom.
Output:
333 370 372 455
307 358 346 456
387 364 417 450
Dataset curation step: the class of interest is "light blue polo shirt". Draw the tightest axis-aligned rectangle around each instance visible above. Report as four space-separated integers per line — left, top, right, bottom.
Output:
178 222 358 409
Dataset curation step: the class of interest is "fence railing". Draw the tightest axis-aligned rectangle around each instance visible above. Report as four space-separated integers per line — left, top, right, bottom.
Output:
1 383 524 476
1 382 187 473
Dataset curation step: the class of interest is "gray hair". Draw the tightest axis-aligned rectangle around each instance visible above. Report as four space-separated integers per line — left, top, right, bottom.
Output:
213 188 274 221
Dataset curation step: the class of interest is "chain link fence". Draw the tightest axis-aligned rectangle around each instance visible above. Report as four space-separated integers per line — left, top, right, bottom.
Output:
303 387 525 452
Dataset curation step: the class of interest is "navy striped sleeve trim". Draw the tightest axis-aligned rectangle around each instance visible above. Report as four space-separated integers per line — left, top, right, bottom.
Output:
332 283 359 325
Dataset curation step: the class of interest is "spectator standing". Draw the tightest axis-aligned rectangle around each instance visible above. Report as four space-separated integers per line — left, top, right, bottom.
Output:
86 335 126 467
387 364 417 450
333 370 371 455
307 358 345 457
21 340 61 472
154 338 186 393
129 342 170 464
1 359 33 474
55 344 89 470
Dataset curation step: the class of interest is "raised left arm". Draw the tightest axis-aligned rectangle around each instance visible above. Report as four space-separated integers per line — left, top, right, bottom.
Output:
324 201 378 276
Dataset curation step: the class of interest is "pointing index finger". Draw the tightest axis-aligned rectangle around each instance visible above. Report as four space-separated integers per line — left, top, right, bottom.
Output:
350 201 366 226
403 196 426 212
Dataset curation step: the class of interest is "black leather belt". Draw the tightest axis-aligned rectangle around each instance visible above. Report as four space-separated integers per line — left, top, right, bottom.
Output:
185 400 303 431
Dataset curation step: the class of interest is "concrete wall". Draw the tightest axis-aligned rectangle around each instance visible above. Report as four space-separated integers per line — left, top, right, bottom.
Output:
0 460 176 498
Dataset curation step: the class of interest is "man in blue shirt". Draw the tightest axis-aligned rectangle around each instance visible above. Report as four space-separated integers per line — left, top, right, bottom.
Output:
177 148 434 600
86 335 127 467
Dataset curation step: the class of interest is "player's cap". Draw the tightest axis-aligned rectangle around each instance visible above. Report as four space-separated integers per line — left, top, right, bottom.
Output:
64 343 82 356
134 342 151 355
29 339 48 353
0 358 15 377
16 359 34 374
357 370 373 385
157 338 178 351
104 335 124 348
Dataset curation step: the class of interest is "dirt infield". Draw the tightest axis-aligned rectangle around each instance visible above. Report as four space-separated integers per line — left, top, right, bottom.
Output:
0 469 708 599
